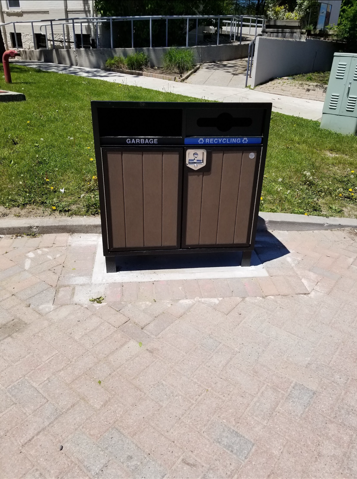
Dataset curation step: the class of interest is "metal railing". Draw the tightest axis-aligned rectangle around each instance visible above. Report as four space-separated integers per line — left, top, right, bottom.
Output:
0 14 264 51
245 38 256 87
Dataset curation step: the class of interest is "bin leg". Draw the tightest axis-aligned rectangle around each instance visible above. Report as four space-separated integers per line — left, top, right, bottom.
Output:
106 256 117 273
241 251 252 267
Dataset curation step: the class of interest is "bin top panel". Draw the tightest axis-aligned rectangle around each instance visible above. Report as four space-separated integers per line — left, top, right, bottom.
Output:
92 102 272 142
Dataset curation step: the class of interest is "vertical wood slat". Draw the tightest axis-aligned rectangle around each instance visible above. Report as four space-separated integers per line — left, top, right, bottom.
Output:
234 151 257 244
185 173 203 245
199 152 223 245
216 151 242 244
143 152 162 247
122 152 144 247
106 151 126 249
162 152 180 247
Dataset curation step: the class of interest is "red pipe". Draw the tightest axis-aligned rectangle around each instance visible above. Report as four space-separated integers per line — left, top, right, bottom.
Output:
2 50 20 83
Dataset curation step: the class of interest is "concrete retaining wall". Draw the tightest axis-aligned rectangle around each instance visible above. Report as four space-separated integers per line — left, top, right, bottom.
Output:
19 43 249 69
251 37 339 88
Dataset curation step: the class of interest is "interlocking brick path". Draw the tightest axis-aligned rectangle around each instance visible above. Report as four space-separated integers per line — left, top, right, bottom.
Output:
1 228 357 478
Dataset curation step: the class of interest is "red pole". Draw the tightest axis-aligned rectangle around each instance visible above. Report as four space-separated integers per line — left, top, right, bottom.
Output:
2 50 20 83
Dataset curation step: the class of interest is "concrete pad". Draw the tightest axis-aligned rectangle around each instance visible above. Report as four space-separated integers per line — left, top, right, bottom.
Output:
0 90 26 102
91 238 268 284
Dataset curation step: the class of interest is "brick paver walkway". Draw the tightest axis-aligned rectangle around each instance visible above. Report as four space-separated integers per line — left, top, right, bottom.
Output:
1 228 357 478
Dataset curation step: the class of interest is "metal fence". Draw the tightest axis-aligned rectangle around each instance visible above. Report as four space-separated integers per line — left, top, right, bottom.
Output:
0 14 264 51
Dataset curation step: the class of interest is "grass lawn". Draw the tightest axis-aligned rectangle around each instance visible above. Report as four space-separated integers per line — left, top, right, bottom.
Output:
1 64 357 218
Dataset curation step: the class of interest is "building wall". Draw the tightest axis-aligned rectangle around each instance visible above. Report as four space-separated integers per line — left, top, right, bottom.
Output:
0 0 95 50
251 36 340 88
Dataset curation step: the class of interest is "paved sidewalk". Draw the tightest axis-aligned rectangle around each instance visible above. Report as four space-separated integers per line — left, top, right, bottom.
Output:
15 61 324 121
1 227 357 478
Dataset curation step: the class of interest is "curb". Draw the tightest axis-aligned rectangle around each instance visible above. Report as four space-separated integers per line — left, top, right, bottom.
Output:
1 213 357 236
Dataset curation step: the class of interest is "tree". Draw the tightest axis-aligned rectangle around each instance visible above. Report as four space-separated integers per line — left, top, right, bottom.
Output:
336 0 357 52
94 0 235 48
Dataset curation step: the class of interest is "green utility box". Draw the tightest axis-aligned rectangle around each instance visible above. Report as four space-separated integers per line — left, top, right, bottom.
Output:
321 53 357 135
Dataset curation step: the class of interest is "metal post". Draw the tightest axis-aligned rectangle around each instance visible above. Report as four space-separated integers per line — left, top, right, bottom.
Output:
149 17 152 48
166 18 168 47
45 26 48 49
13 23 18 49
249 17 251 35
110 18 113 49
233 18 236 41
50 20 55 49
240 17 243 44
72 19 76 49
255 16 258 38
131 19 134 48
217 17 220 45
62 23 66 48
186 18 189 47
196 18 198 45
250 41 255 74
96 20 99 48
31 22 36 49
80 22 83 48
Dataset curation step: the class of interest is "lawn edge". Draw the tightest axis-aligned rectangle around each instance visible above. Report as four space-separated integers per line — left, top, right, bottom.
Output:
1 213 357 236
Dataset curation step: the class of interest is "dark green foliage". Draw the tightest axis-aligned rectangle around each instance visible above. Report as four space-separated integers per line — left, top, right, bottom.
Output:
336 0 357 52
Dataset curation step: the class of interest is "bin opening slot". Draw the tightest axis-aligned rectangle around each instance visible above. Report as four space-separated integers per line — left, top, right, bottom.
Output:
197 113 253 132
98 108 182 137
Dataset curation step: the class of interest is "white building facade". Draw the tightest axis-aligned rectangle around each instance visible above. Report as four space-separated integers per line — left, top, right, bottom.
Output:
0 0 96 50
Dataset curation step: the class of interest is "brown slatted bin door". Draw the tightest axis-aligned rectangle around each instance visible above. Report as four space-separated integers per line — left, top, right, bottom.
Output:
104 149 180 250
184 149 259 247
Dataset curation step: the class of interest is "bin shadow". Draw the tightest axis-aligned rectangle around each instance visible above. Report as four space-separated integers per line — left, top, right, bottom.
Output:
114 218 289 273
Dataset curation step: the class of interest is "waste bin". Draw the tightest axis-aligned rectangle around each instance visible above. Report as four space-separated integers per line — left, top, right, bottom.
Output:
91 101 272 272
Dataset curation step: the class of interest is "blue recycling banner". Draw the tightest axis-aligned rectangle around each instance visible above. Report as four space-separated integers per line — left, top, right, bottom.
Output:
184 137 262 145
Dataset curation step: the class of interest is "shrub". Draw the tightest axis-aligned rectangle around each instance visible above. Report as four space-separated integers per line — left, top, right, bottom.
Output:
163 48 195 75
125 52 149 71
105 56 126 70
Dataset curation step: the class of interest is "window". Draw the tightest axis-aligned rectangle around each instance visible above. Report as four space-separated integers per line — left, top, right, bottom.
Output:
8 0 20 8
10 32 22 48
317 3 332 29
35 33 46 49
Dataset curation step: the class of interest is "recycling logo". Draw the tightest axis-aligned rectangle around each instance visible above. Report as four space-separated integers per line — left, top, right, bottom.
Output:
242 138 248 144
198 138 204 144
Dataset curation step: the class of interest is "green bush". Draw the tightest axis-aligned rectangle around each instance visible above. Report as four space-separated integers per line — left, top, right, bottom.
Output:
105 56 126 69
125 52 149 71
163 48 195 74
105 54 148 71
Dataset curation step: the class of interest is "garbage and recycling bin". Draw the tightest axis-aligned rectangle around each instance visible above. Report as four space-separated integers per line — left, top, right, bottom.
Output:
91 101 272 272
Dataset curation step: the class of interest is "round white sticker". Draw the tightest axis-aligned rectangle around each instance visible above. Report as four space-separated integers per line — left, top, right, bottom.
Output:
249 153 255 159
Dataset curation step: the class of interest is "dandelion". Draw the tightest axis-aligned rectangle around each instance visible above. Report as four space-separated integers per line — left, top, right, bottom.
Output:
92 176 97 180
339 194 342 197
50 186 54 190
352 171 355 173
45 179 49 182
52 206 56 210
349 189 353 191
27 121 30 124
87 147 90 149
305 213 308 215
260 197 263 200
